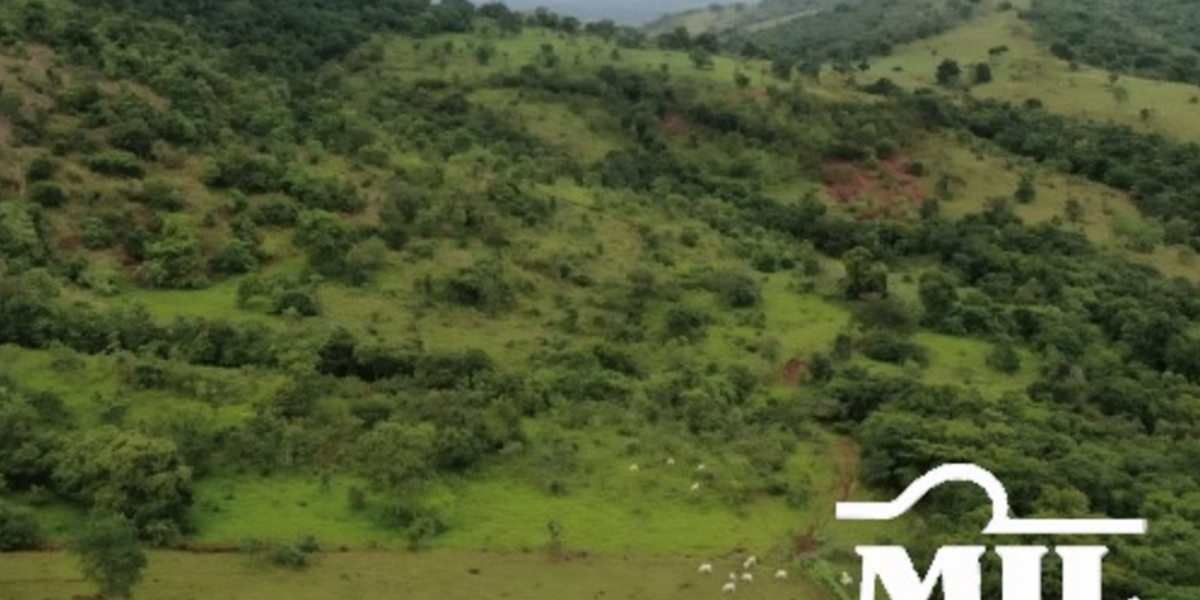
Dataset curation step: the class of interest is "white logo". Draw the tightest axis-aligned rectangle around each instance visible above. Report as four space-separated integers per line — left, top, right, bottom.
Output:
836 463 1147 600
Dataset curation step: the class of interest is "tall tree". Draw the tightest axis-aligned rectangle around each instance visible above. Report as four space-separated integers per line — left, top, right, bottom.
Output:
841 246 888 300
73 514 147 600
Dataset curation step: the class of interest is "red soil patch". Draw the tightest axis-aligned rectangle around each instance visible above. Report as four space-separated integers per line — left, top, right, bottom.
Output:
820 156 925 221
783 357 807 387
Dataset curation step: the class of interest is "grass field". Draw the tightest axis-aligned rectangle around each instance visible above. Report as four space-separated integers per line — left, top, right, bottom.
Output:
863 0 1200 145
0 550 838 600
910 133 1200 282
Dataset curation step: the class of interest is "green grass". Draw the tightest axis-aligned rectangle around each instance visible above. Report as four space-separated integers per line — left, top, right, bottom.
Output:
184 421 908 558
909 134 1200 282
0 549 836 600
468 89 626 164
862 0 1200 144
914 332 1039 396
379 27 770 89
191 474 397 548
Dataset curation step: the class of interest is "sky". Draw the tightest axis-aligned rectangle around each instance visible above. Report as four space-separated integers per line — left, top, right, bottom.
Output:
500 0 728 25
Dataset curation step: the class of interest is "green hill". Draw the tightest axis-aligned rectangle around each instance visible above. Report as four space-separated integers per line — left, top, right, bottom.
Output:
2 1 1200 600
1024 0 1200 86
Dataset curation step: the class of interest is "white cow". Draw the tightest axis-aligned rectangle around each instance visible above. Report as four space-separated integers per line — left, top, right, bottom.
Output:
729 572 738 581
840 571 853 586
775 569 787 579
690 481 700 492
666 457 675 465
696 463 707 471
698 563 713 574
741 573 754 583
722 582 736 594
743 556 757 569
628 464 639 472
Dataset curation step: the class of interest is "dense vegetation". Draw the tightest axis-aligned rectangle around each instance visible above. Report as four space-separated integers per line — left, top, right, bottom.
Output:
717 0 983 73
1024 0 1200 86
2 0 1200 599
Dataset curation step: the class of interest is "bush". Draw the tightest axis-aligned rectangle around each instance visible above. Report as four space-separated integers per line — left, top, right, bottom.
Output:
132 180 185 211
986 338 1021 373
251 196 300 227
273 289 320 317
861 330 929 366
28 182 68 208
270 543 310 569
85 151 144 178
81 216 116 250
25 154 58 182
0 501 43 551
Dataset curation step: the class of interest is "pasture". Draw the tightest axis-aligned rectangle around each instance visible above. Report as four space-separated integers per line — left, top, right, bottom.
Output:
0 550 838 600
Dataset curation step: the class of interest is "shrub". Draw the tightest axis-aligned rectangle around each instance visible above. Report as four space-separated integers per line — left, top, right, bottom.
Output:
25 154 58 182
85 151 144 178
861 330 929 366
270 543 310 569
0 501 43 551
28 182 68 208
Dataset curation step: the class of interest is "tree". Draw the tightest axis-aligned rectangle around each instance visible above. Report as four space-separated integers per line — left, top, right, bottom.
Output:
73 514 147 600
343 237 389 286
841 246 888 300
986 337 1021 373
351 421 438 492
935 59 961 86
1014 174 1036 204
918 270 958 329
689 48 714 70
0 501 43 551
1064 198 1084 223
973 62 992 84
294 209 354 275
52 427 194 542
474 42 496 65
1163 217 1193 245
770 58 793 81
136 217 208 289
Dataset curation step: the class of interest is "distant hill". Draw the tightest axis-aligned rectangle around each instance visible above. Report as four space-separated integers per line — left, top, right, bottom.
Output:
731 0 982 66
503 0 735 25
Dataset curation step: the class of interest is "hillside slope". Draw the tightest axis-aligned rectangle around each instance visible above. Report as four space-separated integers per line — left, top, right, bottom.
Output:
2 2 1200 600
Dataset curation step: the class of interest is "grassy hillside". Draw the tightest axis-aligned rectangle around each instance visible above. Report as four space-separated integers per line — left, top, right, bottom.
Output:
644 0 833 36
723 0 983 68
3 2 1200 600
862 0 1200 144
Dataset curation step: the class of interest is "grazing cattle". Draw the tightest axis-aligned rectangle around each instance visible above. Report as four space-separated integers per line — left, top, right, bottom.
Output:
729 572 738 581
741 572 753 583
628 464 639 472
775 569 787 579
743 556 757 569
666 457 675 465
722 582 736 593
698 563 713 574
696 463 707 471
690 482 700 492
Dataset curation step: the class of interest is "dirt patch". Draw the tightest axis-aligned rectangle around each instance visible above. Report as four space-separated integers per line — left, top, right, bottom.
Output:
782 357 807 387
830 436 859 501
820 156 925 220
